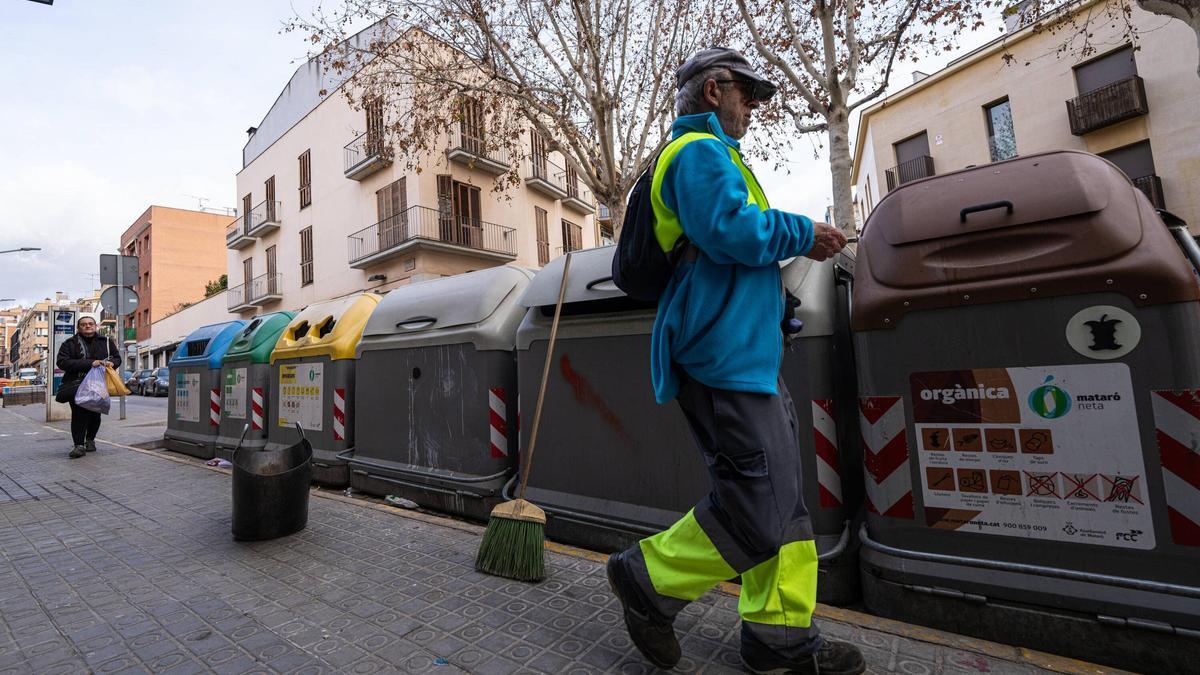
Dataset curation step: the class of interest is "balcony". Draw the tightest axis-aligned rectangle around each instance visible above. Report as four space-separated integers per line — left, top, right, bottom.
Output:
348 205 517 269
1132 174 1166 210
227 273 283 312
523 155 569 200
245 200 282 237
1066 75 1149 136
344 132 392 180
447 126 511 175
563 177 596 215
885 155 936 191
225 215 255 250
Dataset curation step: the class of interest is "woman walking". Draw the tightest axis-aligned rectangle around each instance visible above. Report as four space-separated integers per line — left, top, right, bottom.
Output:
55 316 120 458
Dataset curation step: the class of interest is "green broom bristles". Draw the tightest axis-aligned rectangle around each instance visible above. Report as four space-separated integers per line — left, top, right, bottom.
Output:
475 498 547 582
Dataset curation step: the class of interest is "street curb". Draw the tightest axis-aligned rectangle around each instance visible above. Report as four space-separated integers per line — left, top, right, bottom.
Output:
91 434 1124 675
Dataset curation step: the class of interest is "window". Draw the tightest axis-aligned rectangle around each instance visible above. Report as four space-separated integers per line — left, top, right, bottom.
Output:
561 219 582 253
565 164 579 199
599 218 614 246
243 193 252 223
299 150 312 209
299 227 313 286
243 257 253 287
1074 45 1136 95
365 97 384 156
888 131 933 189
264 176 276 221
1099 140 1156 180
265 246 278 295
535 207 550 265
376 179 408 251
438 176 483 248
530 130 549 179
459 97 485 154
985 98 1017 162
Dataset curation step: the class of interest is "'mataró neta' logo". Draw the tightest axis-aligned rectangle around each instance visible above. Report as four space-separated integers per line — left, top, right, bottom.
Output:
1029 375 1072 419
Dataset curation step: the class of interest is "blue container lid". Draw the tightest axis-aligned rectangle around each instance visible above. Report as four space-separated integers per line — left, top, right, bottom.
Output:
169 320 247 369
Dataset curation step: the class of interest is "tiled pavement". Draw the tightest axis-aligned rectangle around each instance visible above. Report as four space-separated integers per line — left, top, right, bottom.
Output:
0 406 1107 674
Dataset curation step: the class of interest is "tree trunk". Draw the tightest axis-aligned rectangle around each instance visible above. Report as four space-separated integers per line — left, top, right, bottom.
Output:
1137 0 1200 78
824 108 857 238
607 198 627 241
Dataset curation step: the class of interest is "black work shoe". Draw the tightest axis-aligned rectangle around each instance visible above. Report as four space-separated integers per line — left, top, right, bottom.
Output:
606 552 681 669
742 639 866 675
68 445 86 459
85 440 96 453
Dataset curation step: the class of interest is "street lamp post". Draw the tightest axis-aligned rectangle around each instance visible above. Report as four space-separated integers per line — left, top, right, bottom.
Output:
0 247 41 254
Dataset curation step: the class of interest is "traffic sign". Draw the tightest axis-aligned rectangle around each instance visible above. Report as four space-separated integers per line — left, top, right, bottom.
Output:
101 286 139 316
99 254 139 286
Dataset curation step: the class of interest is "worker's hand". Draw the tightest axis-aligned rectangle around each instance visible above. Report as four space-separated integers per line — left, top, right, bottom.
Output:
91 360 104 367
805 222 847 262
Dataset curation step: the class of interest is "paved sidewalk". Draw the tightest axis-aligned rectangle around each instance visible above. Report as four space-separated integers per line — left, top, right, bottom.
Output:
0 406 1116 674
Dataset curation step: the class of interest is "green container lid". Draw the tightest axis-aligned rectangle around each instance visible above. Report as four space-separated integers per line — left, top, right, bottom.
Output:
221 311 295 365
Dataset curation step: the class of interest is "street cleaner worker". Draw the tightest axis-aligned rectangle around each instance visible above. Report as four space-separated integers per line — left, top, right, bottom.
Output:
606 48 862 674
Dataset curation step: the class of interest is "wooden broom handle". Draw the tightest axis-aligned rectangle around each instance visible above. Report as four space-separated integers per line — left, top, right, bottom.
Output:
516 252 573 499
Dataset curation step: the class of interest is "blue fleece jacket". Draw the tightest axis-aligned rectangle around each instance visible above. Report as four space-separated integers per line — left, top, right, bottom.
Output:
650 113 815 403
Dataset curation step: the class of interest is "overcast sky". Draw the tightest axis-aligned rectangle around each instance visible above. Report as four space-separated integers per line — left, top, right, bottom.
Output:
0 0 1004 308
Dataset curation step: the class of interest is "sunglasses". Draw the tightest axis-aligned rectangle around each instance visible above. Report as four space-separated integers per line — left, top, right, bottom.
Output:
714 78 777 102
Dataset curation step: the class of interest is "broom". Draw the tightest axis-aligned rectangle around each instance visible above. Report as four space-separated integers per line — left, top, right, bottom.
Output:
475 252 573 582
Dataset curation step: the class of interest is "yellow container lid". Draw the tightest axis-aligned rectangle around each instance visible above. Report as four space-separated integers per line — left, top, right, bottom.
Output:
270 293 382 363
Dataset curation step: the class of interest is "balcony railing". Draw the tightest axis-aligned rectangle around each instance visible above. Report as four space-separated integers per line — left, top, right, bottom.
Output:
225 215 255 249
227 273 283 311
348 204 517 268
523 154 569 199
245 200 282 237
447 126 511 175
1132 174 1166 210
563 174 596 214
885 155 936 191
1066 75 1149 136
344 132 392 180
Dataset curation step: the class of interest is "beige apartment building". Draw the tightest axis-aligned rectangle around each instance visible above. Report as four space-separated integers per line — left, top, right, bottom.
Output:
227 24 598 314
1 307 22 379
120 206 233 342
851 0 1200 232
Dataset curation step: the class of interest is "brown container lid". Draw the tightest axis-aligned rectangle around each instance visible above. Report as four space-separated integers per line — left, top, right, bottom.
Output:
853 150 1200 331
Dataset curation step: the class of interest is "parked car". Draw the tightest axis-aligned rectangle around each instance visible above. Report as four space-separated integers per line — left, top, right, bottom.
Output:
127 369 150 394
146 368 170 397
135 369 159 395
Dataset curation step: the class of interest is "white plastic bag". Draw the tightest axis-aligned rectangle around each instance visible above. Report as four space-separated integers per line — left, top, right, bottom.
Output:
74 367 111 414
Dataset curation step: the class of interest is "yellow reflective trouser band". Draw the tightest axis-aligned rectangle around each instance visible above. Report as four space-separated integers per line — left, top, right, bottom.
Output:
640 511 818 630
738 540 819 628
639 509 735 602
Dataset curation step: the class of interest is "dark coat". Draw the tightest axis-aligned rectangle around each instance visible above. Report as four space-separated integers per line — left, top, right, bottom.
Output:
55 333 120 403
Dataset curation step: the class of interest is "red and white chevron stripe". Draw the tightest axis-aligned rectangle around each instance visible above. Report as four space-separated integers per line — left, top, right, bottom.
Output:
812 399 842 508
209 388 221 427
332 387 346 441
489 387 508 458
1152 390 1200 546
251 387 264 431
860 396 913 519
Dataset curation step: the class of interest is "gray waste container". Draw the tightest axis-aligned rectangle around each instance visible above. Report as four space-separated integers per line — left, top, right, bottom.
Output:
215 311 295 460
853 150 1200 672
349 266 533 521
514 246 861 604
164 320 246 459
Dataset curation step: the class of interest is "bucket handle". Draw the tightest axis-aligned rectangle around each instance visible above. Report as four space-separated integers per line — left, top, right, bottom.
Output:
960 200 1013 223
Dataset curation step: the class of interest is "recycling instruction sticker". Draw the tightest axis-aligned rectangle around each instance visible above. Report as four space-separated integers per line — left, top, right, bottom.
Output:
223 367 247 420
174 373 200 423
910 363 1154 549
278 363 323 431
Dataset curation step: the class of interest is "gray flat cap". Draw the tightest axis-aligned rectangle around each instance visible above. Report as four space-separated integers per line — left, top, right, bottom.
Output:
675 47 777 100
